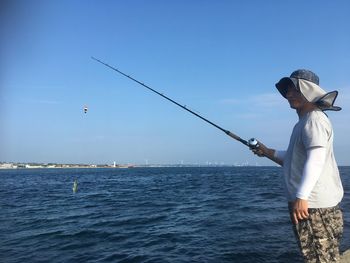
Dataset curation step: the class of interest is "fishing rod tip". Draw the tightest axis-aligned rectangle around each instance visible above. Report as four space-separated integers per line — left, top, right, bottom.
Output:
91 56 103 63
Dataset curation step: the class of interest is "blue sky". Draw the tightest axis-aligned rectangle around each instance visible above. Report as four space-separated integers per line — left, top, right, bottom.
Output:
1 0 350 165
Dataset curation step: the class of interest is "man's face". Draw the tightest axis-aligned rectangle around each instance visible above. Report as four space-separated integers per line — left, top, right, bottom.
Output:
285 86 308 110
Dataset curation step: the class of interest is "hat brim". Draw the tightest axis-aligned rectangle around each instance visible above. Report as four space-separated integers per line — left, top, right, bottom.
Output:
275 77 297 98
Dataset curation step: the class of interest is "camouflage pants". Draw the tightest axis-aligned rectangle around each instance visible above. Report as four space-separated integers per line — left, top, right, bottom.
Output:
290 205 343 263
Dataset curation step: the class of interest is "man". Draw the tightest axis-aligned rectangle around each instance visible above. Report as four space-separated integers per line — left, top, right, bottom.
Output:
252 69 344 263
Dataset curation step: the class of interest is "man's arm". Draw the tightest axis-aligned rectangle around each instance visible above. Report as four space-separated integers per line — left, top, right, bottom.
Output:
291 146 326 224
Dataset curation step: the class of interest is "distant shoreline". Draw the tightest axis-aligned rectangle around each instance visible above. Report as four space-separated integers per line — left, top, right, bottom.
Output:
1 163 349 170
0 162 280 169
0 163 134 169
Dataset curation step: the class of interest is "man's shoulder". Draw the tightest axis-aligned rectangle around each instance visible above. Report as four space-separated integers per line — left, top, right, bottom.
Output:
307 110 330 124
303 110 332 133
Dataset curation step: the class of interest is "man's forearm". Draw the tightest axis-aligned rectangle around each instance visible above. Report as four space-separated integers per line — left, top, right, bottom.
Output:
264 148 283 166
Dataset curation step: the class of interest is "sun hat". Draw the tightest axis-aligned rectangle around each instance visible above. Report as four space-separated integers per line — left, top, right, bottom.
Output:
275 69 341 111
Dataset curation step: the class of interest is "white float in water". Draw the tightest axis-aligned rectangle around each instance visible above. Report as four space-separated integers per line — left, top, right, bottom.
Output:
73 179 78 193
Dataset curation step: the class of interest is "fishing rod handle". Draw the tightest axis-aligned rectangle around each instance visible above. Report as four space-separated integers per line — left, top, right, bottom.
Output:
225 131 248 145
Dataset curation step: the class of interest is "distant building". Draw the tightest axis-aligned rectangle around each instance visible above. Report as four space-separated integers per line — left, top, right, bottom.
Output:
0 163 16 169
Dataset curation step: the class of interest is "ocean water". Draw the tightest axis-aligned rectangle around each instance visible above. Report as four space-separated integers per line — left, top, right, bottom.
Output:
1 167 349 263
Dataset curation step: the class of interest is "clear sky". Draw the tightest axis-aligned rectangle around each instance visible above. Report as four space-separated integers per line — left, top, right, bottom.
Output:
1 0 350 165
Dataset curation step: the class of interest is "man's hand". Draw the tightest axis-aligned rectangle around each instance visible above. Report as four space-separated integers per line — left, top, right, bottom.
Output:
292 198 309 224
249 140 283 166
251 141 270 157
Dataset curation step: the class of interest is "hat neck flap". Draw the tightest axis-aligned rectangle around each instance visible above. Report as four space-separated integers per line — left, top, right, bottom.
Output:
297 79 341 111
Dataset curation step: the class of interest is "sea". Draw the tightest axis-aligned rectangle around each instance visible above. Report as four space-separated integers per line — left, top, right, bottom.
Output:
1 166 349 263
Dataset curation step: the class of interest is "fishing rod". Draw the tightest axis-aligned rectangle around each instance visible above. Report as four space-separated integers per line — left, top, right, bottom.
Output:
91 56 258 149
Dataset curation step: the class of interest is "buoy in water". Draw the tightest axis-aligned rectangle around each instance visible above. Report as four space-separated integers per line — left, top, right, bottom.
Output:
73 179 78 193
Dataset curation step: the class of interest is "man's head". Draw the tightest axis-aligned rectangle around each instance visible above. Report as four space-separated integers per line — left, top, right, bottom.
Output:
284 83 310 110
275 69 341 111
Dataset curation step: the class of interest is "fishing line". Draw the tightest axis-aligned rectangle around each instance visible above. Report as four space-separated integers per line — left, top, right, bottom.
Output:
91 57 258 149
91 57 285 166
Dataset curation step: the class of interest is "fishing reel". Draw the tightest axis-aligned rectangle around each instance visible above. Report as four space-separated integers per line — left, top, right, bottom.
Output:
247 138 259 149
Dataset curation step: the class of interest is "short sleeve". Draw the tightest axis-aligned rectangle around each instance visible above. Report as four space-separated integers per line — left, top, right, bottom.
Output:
302 116 330 149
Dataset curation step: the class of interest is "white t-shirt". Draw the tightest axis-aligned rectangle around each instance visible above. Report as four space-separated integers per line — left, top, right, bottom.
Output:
282 110 343 208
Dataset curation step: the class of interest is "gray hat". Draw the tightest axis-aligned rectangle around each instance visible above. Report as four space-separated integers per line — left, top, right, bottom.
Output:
275 69 341 111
